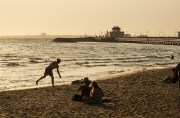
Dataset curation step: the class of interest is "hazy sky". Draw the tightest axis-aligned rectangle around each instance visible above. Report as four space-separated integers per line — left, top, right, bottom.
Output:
0 0 180 36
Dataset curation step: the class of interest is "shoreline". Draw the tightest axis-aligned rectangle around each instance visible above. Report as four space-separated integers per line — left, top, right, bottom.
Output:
0 66 172 92
1 67 179 117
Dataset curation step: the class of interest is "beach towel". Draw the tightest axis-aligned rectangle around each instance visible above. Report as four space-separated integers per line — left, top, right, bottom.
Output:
102 98 112 103
72 96 112 103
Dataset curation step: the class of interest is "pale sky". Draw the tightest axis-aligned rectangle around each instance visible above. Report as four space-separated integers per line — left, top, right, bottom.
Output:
0 0 180 36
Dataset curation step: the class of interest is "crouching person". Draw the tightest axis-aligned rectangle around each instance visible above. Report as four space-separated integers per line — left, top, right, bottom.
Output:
82 81 104 104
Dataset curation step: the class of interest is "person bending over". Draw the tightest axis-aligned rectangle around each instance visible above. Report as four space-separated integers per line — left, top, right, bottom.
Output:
36 59 61 87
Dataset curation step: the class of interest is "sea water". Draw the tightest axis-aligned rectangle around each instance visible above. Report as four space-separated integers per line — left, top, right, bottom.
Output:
0 38 180 91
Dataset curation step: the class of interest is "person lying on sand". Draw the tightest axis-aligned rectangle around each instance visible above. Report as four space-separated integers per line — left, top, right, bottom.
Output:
36 59 61 87
162 68 177 83
82 81 104 104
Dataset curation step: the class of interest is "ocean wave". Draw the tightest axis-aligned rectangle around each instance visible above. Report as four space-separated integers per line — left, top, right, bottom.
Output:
6 62 20 67
85 64 108 67
75 61 90 65
155 63 170 65
29 59 39 63
2 55 18 57
29 58 44 60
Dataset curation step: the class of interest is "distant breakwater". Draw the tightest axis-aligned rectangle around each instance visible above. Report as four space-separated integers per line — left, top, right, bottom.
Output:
52 37 118 42
52 37 180 46
116 37 180 46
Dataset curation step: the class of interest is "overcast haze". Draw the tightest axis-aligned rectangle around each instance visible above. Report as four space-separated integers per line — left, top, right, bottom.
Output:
0 0 180 36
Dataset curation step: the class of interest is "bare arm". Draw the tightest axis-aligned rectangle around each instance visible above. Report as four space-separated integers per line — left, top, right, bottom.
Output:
78 85 82 91
91 89 95 98
57 67 61 78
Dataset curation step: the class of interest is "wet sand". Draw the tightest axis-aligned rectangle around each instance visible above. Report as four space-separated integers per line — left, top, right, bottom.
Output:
0 68 180 118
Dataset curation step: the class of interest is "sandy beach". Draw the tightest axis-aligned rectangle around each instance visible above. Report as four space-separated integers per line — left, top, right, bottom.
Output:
0 68 180 118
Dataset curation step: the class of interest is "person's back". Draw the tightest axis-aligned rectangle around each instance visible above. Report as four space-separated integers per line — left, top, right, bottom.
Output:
81 85 91 97
48 61 59 70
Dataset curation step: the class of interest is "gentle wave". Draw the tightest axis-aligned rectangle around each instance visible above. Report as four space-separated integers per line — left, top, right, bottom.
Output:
85 64 108 67
6 62 20 66
29 59 40 63
29 58 44 60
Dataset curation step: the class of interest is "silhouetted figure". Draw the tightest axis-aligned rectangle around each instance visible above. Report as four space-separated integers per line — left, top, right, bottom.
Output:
175 63 180 86
171 55 174 60
36 59 61 87
162 68 177 83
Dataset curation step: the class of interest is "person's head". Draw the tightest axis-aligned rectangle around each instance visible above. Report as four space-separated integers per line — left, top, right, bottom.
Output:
91 81 99 89
57 59 61 63
83 77 90 85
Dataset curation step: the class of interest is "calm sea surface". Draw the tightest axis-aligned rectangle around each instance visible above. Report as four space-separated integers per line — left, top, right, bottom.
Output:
0 38 180 91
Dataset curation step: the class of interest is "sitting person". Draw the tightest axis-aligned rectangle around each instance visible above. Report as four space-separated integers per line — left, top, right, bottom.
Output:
78 77 91 98
82 81 104 104
162 68 178 83
72 77 91 101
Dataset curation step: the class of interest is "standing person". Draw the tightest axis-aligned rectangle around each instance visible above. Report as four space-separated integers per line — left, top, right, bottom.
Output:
36 59 61 87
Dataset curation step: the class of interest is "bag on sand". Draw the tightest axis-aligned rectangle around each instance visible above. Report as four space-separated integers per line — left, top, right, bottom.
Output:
72 94 82 101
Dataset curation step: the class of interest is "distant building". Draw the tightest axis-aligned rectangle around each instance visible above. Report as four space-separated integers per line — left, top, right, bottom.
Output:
178 31 180 37
124 34 131 37
110 26 124 38
41 32 46 37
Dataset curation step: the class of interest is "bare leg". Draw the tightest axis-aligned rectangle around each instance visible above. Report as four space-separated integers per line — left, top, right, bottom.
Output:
162 76 171 82
36 75 46 85
51 76 54 87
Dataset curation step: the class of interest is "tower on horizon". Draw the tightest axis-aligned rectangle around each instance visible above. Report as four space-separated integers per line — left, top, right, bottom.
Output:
109 26 124 38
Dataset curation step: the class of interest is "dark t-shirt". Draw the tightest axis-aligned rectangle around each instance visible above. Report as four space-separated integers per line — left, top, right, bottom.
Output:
80 85 91 97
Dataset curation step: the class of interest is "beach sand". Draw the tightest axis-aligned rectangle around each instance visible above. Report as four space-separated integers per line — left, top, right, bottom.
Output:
0 68 180 118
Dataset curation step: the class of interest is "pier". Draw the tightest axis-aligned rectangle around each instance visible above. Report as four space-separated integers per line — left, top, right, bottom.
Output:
116 37 180 46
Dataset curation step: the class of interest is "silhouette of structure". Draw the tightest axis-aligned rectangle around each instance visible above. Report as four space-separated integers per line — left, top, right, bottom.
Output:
178 31 180 38
110 26 124 38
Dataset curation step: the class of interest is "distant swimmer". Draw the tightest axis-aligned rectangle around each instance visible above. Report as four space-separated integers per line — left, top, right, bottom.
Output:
171 55 174 60
36 59 61 87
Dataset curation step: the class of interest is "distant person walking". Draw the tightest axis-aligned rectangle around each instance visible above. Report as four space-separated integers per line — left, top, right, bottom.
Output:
36 59 61 87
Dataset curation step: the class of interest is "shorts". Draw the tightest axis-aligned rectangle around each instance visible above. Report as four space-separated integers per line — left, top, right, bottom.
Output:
44 67 53 76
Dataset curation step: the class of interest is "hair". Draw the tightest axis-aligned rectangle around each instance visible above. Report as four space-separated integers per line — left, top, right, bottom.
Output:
57 59 61 62
91 81 100 89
